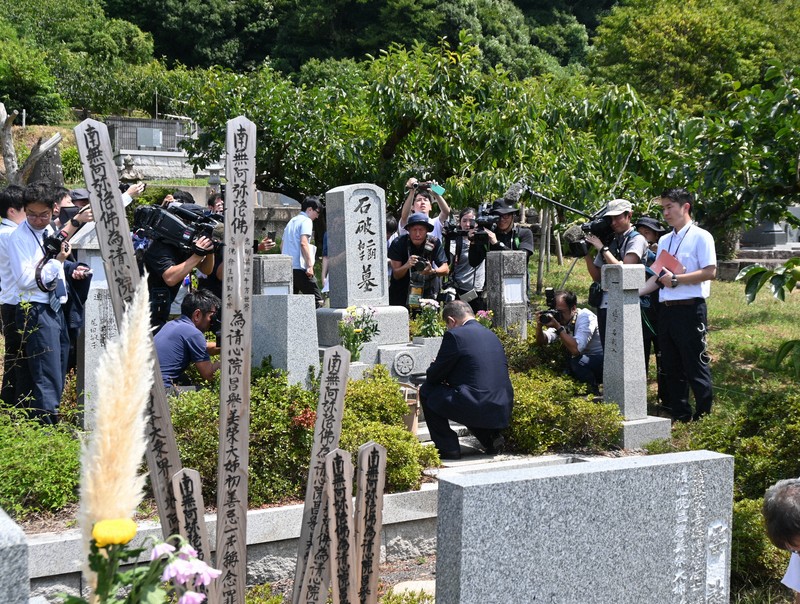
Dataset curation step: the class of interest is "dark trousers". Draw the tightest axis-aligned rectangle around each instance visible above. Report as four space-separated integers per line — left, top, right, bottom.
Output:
16 302 70 424
292 269 324 308
567 353 604 393
658 300 713 422
1 303 22 406
419 385 502 455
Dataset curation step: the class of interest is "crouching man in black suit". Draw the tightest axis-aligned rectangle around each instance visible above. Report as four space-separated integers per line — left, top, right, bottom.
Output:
419 300 514 460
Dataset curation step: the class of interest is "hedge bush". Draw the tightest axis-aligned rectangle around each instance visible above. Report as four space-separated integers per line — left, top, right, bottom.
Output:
507 371 622 454
731 498 789 587
0 411 81 518
343 364 408 426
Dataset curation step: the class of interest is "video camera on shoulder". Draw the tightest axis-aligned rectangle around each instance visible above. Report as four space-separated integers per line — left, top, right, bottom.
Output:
569 213 614 257
133 204 224 255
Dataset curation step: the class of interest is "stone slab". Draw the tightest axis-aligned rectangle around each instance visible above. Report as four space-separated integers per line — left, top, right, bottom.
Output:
252 294 319 386
326 183 389 308
0 508 28 604
436 450 733 604
484 250 528 339
316 306 409 347
252 254 293 295
621 416 672 449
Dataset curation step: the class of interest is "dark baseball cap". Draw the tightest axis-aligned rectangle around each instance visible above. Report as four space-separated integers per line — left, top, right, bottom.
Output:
69 188 90 201
489 198 518 215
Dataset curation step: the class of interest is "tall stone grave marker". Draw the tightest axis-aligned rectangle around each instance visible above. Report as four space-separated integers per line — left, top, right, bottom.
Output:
74 118 181 537
436 451 734 604
213 116 257 604
602 264 671 447
485 250 528 339
326 184 387 308
326 449 357 604
293 347 351 604
354 442 387 604
0 508 27 604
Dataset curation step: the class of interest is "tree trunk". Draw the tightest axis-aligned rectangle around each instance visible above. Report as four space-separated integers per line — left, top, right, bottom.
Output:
0 103 20 184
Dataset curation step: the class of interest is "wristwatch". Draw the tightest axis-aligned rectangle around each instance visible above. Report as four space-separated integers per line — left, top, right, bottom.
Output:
555 326 566 335
70 217 82 228
601 246 609 254
671 276 679 288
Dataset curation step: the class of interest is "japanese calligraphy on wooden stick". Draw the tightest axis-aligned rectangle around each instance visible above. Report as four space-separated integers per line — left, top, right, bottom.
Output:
172 469 212 562
74 118 182 537
213 116 256 604
293 347 351 604
326 449 357 604
354 442 387 604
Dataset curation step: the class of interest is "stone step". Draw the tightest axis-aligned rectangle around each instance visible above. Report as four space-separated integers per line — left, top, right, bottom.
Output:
718 256 799 281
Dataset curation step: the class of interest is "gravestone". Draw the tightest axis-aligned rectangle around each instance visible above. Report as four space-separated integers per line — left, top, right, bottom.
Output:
325 183 388 308
0 508 27 604
75 118 182 537
602 264 671 447
436 451 733 604
28 146 64 186
250 254 319 385
317 183 410 374
354 442 387 604
214 116 257 604
484 251 527 339
326 449 357 604
293 347 351 604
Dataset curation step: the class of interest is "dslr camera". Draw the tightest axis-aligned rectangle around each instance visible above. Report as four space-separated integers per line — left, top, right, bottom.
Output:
133 204 224 255
539 310 560 326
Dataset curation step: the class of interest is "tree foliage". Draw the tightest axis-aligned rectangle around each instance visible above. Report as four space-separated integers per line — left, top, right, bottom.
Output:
591 0 800 111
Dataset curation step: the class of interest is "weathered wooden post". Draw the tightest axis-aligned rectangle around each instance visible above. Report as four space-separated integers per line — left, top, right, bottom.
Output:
326 449 357 604
74 119 182 537
213 116 257 604
354 442 387 604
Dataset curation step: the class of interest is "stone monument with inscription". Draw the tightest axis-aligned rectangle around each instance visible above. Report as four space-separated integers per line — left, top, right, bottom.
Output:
436 451 733 604
602 263 671 448
484 250 528 339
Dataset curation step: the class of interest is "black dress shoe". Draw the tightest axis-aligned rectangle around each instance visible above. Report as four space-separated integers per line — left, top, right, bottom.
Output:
486 434 505 455
439 450 462 460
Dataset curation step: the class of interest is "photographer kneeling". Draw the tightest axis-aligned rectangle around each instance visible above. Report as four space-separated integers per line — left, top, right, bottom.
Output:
535 290 604 395
388 212 449 310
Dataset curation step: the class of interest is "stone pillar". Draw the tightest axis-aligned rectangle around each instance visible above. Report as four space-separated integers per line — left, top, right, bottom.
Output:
325 183 388 308
252 254 293 295
0 508 28 604
602 264 671 447
485 251 527 339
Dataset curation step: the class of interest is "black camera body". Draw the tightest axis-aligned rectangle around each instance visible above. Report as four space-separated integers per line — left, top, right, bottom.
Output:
540 309 560 325
42 230 69 260
134 204 224 255
413 181 431 191
568 215 615 257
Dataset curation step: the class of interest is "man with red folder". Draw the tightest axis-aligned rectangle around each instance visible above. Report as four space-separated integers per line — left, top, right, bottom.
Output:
641 188 717 422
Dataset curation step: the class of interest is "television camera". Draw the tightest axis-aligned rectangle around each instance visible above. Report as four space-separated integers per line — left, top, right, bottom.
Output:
133 204 224 255
529 191 615 258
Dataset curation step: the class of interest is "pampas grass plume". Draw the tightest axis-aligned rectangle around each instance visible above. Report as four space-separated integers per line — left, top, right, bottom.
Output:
78 280 154 588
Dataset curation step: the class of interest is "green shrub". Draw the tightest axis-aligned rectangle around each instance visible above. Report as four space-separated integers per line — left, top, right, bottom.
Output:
0 410 81 518
170 368 316 506
344 364 408 425
245 583 284 603
61 146 83 184
381 590 435 603
494 322 566 374
731 498 789 588
508 371 622 454
340 418 439 492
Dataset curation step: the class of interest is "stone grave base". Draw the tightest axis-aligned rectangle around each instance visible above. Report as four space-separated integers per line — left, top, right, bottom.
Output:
620 415 672 449
316 306 409 348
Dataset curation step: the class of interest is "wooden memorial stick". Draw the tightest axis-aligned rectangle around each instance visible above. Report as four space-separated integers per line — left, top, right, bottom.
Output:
213 116 257 604
172 469 212 562
74 119 182 537
293 347 351 604
353 442 387 604
326 449 357 604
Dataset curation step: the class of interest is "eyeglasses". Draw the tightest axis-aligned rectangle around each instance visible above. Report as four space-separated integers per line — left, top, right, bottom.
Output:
25 210 52 219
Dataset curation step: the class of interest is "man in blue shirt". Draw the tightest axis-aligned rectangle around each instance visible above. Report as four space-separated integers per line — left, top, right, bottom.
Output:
154 289 221 390
281 196 324 308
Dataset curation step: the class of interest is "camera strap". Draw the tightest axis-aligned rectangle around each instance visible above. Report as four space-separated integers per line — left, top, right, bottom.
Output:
26 224 59 293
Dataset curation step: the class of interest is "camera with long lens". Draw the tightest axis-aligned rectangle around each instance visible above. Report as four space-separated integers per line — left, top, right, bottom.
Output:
133 204 224 255
540 309 560 326
569 214 615 257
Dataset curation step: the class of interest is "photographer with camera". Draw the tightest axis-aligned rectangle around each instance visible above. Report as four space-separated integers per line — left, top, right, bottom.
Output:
154 289 221 391
442 207 486 313
7 182 94 422
388 212 449 310
399 177 450 239
583 199 648 347
535 290 604 395
143 202 216 332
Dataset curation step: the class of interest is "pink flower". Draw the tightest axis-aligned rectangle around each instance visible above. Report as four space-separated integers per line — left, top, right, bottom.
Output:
191 559 222 587
150 542 176 561
178 591 206 604
162 558 196 584
178 544 199 560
